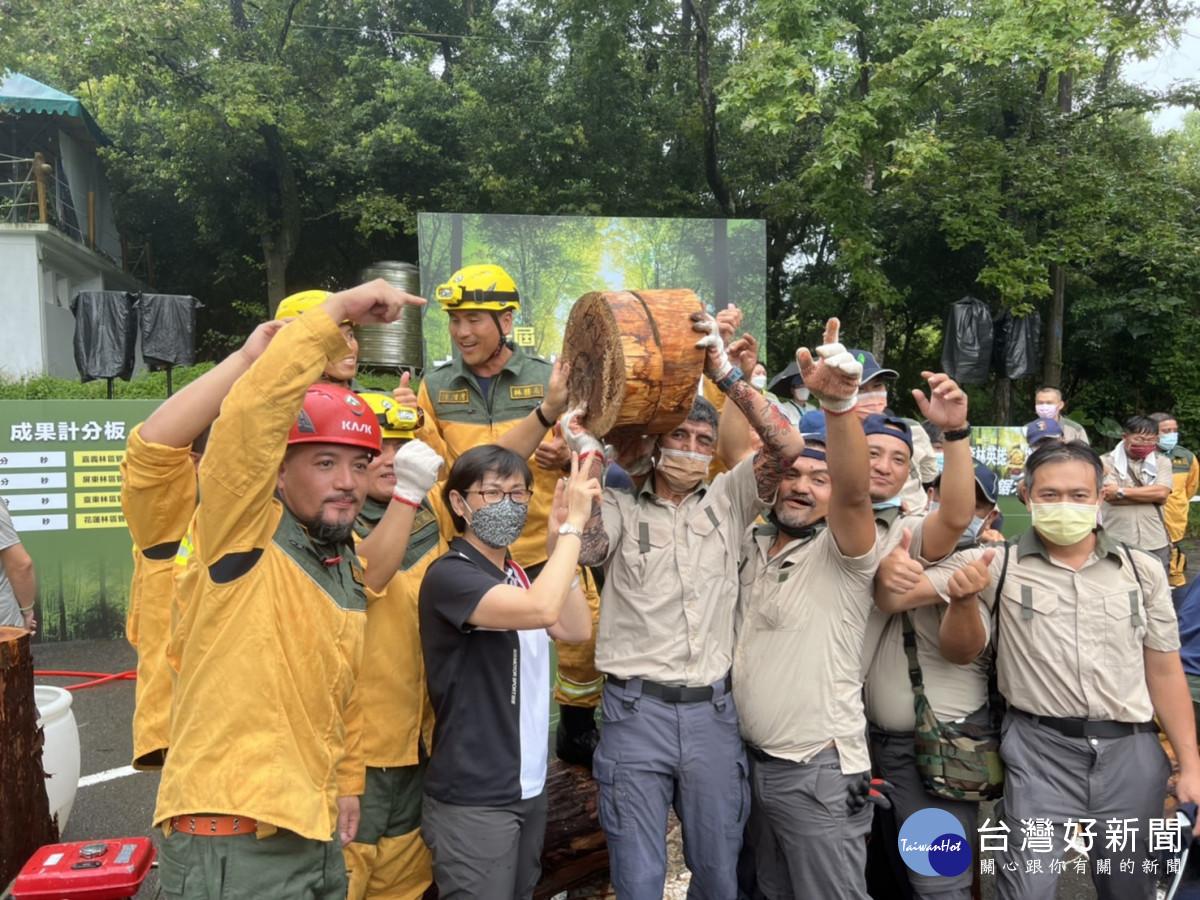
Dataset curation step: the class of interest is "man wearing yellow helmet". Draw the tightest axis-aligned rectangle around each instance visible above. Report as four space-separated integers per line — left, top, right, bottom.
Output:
276 289 361 388
396 263 606 766
342 390 447 900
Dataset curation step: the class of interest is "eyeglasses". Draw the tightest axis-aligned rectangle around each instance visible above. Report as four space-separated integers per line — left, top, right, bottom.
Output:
1127 438 1159 447
465 488 533 505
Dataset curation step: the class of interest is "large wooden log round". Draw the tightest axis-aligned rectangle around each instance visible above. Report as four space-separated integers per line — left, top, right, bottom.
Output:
534 758 608 898
561 289 705 438
0 626 59 887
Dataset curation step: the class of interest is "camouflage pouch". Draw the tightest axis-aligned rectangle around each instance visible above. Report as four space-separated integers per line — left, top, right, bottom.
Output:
903 612 1005 802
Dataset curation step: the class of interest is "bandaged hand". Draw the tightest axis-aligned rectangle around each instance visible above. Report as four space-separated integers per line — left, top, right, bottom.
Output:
392 439 441 507
560 407 605 474
692 312 739 387
796 318 861 413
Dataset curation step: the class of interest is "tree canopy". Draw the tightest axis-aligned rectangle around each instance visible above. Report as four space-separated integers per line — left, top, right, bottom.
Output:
2 0 1198 436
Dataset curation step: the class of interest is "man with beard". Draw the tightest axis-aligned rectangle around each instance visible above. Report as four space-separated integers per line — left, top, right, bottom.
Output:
154 282 424 900
566 312 804 900
731 321 883 898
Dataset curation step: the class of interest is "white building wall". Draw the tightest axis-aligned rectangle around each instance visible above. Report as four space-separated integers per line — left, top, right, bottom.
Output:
0 233 46 380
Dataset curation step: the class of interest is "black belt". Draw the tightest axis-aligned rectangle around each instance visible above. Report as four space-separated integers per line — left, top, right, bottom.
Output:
607 673 731 704
746 744 790 764
1013 708 1157 739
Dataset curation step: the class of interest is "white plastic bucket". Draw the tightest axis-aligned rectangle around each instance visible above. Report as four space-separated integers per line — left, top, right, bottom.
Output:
35 685 81 832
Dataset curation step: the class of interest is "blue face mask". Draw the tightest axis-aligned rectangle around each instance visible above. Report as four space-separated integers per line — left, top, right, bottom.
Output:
1159 433 1180 453
872 496 903 511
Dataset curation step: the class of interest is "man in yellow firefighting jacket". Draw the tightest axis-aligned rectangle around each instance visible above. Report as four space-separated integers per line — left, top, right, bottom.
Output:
122 319 287 770
342 390 447 899
1151 411 1200 589
153 283 424 900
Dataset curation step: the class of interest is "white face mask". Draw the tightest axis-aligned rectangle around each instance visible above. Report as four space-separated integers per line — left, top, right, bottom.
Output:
750 374 768 390
792 387 810 403
857 390 888 414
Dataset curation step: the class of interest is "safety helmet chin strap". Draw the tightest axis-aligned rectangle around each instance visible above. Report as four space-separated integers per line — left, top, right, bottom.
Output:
488 311 512 361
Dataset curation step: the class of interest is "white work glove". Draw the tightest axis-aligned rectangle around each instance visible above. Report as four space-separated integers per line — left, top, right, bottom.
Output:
796 318 862 414
560 408 605 458
692 313 737 386
392 439 442 507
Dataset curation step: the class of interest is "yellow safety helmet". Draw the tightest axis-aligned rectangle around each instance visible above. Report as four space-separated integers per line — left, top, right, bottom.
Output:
275 290 338 321
434 265 520 313
357 390 421 440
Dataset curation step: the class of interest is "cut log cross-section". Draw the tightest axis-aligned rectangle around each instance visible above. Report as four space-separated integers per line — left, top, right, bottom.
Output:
561 289 706 440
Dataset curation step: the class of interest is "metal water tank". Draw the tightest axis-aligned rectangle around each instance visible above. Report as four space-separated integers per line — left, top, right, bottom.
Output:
355 261 424 374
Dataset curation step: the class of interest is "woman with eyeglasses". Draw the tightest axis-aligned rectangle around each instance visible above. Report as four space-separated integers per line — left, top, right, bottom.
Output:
417 444 599 900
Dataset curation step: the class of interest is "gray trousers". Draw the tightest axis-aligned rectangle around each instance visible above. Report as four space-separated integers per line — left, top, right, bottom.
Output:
994 711 1170 900
592 677 749 900
745 745 874 900
421 791 547 900
870 726 977 900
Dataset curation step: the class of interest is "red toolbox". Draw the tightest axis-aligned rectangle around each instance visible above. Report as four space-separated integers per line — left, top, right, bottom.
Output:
11 838 155 900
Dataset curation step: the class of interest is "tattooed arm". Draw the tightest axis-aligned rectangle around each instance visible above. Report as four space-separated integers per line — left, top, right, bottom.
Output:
557 409 612 567
694 314 804 501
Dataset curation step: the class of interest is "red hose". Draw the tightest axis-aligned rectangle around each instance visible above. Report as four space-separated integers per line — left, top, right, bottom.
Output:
35 670 137 691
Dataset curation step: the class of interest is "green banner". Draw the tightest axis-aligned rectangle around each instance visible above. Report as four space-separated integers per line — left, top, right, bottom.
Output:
0 399 158 642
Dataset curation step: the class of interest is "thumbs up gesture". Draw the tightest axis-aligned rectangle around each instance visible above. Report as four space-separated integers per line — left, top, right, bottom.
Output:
393 371 419 407
877 528 925 596
946 549 995 602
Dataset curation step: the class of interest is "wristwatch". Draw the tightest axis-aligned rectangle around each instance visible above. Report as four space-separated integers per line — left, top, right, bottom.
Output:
1116 487 1125 500
558 523 584 539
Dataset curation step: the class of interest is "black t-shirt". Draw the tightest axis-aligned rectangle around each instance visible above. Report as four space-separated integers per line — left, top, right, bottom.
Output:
419 536 549 806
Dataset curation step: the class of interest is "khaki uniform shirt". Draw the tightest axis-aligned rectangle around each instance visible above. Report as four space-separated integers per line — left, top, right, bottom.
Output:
733 524 880 774
928 529 1179 722
1100 451 1173 551
860 510 927 685
865 544 996 732
595 456 766 686
900 421 937 515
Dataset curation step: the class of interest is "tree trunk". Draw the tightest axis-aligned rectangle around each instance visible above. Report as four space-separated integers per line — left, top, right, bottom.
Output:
534 759 607 899
0 627 59 886
688 0 736 216
259 123 302 316
1042 71 1073 389
871 305 887 362
993 376 1012 427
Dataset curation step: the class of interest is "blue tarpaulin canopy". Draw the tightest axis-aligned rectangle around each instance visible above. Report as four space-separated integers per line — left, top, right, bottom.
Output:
0 71 110 146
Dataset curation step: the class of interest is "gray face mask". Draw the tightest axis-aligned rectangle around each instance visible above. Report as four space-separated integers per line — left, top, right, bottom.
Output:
465 497 529 549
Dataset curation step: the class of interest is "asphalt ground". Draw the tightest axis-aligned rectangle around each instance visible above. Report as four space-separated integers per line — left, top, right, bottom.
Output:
17 638 1120 900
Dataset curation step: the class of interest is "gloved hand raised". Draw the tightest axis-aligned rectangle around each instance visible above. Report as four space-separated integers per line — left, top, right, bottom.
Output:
392 439 442 507
796 318 862 414
692 312 740 389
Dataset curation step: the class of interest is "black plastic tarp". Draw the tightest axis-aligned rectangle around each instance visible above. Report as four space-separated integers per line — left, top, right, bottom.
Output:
70 291 138 382
940 296 994 385
135 293 203 368
1003 311 1041 381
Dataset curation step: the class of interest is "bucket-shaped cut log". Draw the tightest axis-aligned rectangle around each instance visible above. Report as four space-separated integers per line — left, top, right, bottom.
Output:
561 289 705 438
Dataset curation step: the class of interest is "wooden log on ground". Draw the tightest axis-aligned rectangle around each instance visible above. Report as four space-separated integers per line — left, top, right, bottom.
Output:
0 626 59 886
534 758 609 898
561 289 706 439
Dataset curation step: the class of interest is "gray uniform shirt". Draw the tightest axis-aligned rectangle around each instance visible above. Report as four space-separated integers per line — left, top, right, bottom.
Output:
596 456 767 687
